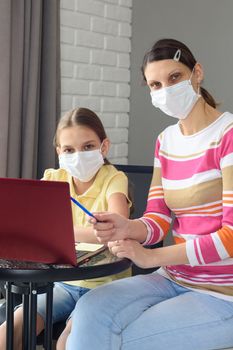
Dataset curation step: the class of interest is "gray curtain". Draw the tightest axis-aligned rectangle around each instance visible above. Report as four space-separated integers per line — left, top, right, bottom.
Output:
0 0 60 179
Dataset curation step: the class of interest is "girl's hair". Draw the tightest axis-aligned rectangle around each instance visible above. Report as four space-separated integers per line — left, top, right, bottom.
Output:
54 107 110 164
141 38 217 108
54 107 134 213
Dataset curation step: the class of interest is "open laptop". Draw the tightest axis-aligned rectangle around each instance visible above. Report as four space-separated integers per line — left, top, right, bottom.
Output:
0 178 105 266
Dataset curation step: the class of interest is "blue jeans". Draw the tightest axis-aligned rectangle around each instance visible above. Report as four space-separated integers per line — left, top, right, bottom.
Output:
37 282 89 323
66 273 233 350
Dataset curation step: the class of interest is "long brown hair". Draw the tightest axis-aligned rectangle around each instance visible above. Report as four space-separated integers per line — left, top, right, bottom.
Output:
141 38 217 108
54 107 110 164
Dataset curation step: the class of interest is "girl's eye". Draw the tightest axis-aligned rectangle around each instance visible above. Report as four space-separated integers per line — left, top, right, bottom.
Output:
63 148 74 153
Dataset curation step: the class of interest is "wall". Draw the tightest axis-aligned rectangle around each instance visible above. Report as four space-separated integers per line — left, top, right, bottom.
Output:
129 0 233 166
60 0 132 164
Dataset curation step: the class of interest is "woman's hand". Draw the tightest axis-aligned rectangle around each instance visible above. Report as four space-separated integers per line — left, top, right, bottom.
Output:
90 212 130 244
108 239 158 269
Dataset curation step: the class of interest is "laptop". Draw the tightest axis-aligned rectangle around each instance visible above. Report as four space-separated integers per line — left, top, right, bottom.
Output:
0 178 105 266
75 243 106 265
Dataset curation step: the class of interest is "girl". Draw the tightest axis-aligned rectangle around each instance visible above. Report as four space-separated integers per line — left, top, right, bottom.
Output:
0 107 131 350
66 39 233 350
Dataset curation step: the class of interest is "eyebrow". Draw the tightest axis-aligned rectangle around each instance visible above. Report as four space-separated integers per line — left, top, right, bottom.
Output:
147 69 181 84
60 144 73 149
61 140 97 147
168 69 181 76
82 140 97 145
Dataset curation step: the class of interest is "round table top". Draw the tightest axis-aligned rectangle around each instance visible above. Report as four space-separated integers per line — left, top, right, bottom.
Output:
0 250 131 283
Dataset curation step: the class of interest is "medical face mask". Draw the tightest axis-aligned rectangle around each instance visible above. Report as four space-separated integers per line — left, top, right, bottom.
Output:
59 148 104 182
150 73 200 120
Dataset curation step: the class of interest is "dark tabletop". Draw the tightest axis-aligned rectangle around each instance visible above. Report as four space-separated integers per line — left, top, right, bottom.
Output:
0 249 131 283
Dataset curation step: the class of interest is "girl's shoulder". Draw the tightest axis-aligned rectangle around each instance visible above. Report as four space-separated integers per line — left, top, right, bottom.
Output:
42 168 70 182
95 164 127 187
100 164 127 178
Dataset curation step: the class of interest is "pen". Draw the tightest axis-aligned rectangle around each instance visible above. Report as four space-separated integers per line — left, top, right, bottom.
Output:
70 196 97 220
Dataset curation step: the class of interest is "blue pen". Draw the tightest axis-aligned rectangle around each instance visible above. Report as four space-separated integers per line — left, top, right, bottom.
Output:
70 196 97 220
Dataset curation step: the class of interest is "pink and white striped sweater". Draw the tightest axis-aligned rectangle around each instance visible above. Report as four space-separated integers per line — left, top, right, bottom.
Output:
141 112 233 301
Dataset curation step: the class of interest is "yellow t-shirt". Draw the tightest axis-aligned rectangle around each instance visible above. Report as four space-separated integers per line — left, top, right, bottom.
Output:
43 164 132 288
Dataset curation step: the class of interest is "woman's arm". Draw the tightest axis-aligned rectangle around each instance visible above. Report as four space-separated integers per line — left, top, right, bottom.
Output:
92 213 148 244
75 192 130 243
108 239 189 268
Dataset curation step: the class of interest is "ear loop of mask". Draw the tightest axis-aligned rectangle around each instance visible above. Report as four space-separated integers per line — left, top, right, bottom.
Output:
100 140 108 164
189 65 201 96
99 140 106 156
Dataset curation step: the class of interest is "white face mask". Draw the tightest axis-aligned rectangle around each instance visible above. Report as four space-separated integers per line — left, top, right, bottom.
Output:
150 74 200 120
59 148 104 182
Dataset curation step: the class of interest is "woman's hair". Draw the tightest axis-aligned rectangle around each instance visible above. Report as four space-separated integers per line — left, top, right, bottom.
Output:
54 107 110 164
141 38 217 108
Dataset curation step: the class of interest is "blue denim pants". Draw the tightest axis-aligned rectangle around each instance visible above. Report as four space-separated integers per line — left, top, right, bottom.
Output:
66 272 233 350
37 282 89 323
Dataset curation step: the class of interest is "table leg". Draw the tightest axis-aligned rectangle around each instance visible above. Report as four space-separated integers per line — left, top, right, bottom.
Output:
5 282 14 350
28 283 37 350
44 282 54 350
22 292 29 350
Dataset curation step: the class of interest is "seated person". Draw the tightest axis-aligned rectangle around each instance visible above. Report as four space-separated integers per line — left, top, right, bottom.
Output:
0 107 132 350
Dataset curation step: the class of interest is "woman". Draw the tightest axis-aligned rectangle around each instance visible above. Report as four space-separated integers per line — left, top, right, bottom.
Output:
66 39 233 350
0 107 131 350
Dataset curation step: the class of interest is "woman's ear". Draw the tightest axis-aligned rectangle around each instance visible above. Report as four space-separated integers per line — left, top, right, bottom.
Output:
101 138 110 157
194 62 204 84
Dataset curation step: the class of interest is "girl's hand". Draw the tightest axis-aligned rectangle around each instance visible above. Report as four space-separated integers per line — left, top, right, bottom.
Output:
108 239 158 269
89 212 130 244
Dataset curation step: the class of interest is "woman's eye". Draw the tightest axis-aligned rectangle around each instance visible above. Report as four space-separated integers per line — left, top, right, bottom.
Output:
83 144 95 151
170 73 180 82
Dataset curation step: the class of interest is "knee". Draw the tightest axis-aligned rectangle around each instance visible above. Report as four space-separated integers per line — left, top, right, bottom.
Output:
72 289 99 322
36 313 45 335
56 327 70 350
0 322 6 350
74 286 108 315
71 284 117 329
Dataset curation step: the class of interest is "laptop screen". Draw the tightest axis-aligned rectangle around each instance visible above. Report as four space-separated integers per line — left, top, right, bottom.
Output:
0 178 77 265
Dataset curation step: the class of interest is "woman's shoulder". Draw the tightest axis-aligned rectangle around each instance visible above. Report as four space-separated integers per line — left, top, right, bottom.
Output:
218 111 233 130
156 123 179 144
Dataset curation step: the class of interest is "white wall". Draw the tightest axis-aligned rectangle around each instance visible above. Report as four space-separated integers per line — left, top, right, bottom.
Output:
60 0 132 164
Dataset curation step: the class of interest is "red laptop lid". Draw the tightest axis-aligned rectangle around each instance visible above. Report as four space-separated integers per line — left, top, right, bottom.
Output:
0 178 77 265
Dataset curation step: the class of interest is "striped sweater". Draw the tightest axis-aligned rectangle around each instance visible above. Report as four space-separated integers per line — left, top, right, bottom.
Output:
141 112 233 301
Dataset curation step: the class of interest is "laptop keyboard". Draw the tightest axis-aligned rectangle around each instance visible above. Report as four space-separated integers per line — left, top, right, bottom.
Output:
75 250 88 259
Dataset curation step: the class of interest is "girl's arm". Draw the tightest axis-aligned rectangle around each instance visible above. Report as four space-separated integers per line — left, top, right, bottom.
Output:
73 226 99 243
107 192 129 218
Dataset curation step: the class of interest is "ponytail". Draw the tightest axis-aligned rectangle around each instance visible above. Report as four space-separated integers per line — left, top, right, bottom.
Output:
200 87 217 108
